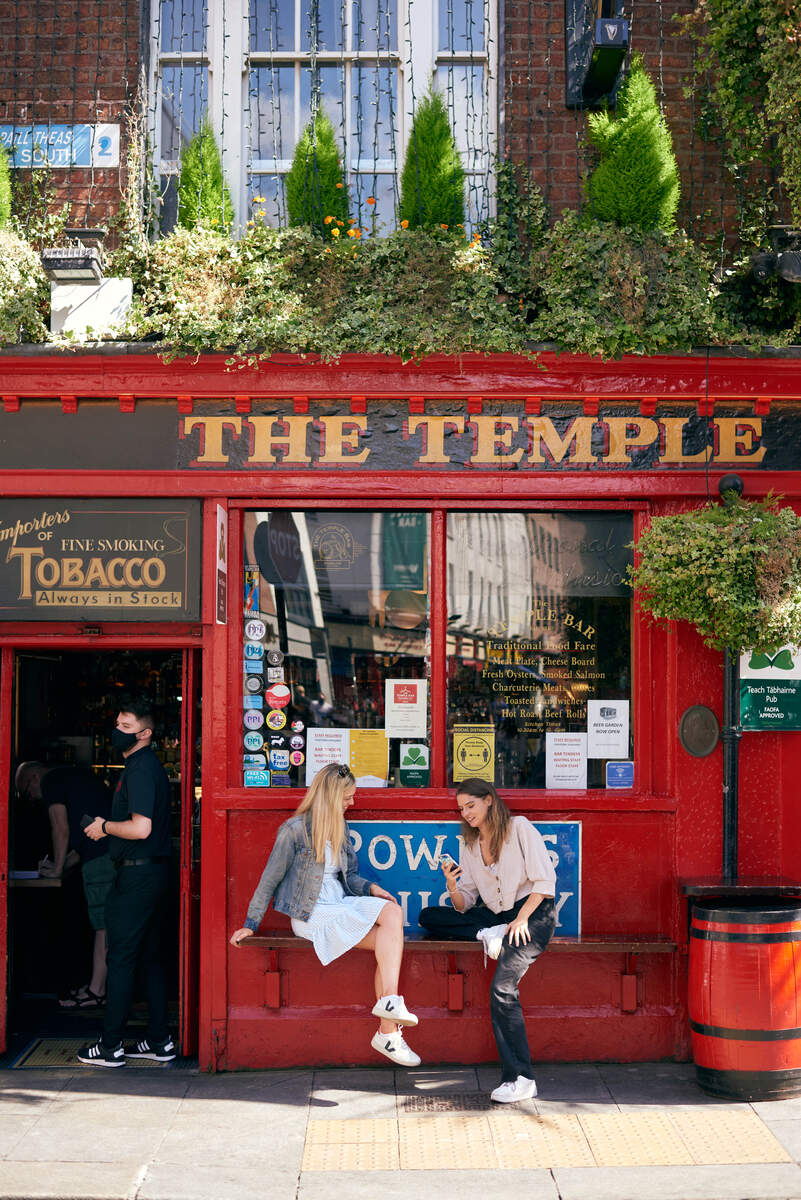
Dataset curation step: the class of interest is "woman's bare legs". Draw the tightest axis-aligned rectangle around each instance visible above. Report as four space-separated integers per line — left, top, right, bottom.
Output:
356 902 404 1033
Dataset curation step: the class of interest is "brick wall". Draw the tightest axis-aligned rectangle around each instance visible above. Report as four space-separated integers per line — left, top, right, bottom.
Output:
0 0 140 230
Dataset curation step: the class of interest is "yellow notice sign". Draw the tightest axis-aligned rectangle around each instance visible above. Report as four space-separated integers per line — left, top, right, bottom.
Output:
453 724 495 782
349 730 389 786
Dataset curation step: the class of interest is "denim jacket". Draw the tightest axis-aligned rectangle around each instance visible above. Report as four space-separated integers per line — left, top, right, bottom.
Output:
243 814 373 928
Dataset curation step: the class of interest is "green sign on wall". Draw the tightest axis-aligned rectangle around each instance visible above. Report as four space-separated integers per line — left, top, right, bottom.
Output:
740 646 801 730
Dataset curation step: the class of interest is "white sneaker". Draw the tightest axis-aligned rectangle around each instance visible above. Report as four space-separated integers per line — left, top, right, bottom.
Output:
491 1075 538 1103
370 1029 422 1067
371 993 418 1026
476 924 509 964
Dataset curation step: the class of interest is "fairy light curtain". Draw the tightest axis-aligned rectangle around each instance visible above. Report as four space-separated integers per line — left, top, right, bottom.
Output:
150 0 495 231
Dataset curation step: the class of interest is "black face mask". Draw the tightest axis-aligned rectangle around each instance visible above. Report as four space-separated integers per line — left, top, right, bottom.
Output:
111 728 139 752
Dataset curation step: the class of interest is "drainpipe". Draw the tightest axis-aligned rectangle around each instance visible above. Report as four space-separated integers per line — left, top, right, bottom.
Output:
719 474 744 883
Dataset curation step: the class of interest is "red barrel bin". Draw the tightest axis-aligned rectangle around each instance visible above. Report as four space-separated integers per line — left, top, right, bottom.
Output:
689 900 801 1099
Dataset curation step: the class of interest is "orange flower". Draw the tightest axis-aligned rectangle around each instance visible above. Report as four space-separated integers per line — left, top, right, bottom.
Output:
331 227 340 237
366 196 375 205
324 215 333 225
349 218 357 224
335 182 343 188
337 220 344 226
440 223 449 230
400 219 409 228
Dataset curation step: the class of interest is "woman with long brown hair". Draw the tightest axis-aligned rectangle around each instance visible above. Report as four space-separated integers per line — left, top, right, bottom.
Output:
230 762 421 1066
419 778 556 1101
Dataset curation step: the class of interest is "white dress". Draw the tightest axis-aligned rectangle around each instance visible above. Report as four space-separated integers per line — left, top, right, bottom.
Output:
291 843 387 966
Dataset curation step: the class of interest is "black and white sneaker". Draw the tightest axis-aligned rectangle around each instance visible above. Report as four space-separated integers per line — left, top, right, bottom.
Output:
125 1037 177 1062
76 1039 125 1067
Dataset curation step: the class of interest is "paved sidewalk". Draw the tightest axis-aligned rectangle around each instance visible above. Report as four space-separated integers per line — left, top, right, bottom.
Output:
1 1062 801 1200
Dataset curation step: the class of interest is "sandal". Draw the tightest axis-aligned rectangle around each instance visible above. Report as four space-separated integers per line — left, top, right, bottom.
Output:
58 987 88 1009
76 989 105 1009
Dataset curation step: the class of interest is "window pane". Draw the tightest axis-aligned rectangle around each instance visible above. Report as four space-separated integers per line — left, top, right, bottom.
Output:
250 0 295 52
160 0 207 53
352 0 397 52
248 173 286 224
300 65 348 145
447 513 633 789
301 0 346 51
352 63 398 162
435 64 487 170
352 171 396 231
438 0 485 52
242 511 430 788
160 65 208 161
250 65 296 160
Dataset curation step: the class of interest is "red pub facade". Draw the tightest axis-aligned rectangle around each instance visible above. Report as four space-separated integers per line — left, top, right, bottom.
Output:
1 346 799 1071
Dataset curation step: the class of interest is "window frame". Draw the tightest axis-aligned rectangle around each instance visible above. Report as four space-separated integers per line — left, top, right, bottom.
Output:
228 499 650 806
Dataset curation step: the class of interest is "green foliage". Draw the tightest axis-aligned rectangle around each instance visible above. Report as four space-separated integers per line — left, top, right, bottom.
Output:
586 56 679 232
0 229 49 344
714 257 801 348
177 120 234 233
480 159 547 306
679 1 801 230
0 144 11 228
528 211 715 357
123 224 527 362
285 113 349 233
399 89 465 230
9 172 70 249
630 496 801 654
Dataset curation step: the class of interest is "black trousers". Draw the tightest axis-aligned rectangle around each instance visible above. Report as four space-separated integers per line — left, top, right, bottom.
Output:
419 896 555 1082
102 862 169 1049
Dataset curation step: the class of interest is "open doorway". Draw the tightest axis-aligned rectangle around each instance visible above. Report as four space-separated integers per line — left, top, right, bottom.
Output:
5 649 200 1063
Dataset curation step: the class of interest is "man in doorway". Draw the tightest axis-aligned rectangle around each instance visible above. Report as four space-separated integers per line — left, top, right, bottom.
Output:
78 697 175 1067
16 760 112 1007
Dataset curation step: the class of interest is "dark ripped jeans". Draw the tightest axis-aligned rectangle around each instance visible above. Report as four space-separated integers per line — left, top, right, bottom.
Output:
418 895 555 1082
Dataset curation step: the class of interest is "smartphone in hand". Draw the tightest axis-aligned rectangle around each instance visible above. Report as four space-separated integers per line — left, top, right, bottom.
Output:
438 852 455 869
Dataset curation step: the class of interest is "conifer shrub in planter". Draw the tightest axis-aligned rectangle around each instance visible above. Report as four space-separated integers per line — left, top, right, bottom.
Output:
285 113 349 233
630 496 801 654
177 120 234 232
398 88 465 231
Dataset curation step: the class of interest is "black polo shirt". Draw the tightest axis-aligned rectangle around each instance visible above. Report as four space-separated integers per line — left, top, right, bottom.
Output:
42 765 111 864
107 745 172 861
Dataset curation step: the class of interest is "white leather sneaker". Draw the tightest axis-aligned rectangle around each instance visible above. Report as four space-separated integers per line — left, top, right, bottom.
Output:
371 993 419 1026
476 923 509 964
370 1029 422 1067
491 1076 538 1103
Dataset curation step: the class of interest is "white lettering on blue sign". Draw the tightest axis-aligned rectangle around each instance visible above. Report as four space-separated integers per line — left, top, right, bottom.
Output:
0 124 120 168
349 820 581 936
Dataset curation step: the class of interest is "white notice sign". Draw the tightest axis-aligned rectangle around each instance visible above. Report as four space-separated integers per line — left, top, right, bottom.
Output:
587 700 630 759
384 678 427 739
546 732 588 789
305 728 350 785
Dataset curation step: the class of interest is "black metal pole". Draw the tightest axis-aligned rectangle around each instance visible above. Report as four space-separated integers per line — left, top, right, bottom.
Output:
721 647 741 882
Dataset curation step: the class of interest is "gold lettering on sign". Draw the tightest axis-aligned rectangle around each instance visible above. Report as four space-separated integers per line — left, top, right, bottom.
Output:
716 418 766 463
660 418 708 464
467 416 524 465
603 417 659 464
317 416 370 464
183 416 242 464
407 416 466 464
249 415 314 464
526 417 596 465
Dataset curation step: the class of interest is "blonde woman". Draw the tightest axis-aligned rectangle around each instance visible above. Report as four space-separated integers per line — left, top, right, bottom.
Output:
419 778 556 1102
230 763 421 1066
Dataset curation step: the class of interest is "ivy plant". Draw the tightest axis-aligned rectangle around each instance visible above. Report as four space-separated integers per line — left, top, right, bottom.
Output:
630 496 801 653
0 143 11 228
0 229 49 344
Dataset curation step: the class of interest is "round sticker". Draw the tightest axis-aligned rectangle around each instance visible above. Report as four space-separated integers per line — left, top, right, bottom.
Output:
265 684 291 709
245 619 266 641
270 748 291 771
266 649 284 667
243 731 264 751
290 750 305 767
290 734 305 750
243 710 265 730
266 709 287 731
290 720 305 733
244 641 264 659
245 675 264 694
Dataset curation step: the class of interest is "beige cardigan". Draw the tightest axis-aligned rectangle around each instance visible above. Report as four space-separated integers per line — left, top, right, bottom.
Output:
457 816 557 914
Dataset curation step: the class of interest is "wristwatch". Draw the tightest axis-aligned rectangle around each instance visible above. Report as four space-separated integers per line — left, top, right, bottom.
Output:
101 820 108 835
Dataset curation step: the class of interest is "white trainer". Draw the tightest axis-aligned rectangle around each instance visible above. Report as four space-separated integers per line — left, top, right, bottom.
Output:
371 994 419 1026
476 923 509 964
491 1076 538 1103
370 1029 422 1067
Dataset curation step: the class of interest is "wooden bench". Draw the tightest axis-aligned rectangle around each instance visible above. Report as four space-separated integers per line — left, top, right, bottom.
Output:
244 931 676 1011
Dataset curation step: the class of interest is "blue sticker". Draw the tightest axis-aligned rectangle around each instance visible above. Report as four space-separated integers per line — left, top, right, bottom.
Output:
269 748 291 771
244 768 271 787
271 773 292 787
243 695 264 709
606 761 634 788
243 753 267 767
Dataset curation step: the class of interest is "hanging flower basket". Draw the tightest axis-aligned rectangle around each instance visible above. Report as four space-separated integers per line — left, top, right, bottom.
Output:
629 495 801 653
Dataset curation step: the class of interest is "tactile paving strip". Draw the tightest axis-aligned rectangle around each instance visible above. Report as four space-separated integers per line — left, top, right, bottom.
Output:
306 1119 397 1145
489 1112 596 1169
302 1141 400 1171
578 1110 695 1166
400 1094 496 1112
12 1038 169 1069
399 1115 497 1170
669 1108 792 1165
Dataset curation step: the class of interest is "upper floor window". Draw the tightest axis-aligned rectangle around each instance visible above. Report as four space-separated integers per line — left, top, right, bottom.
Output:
151 0 496 231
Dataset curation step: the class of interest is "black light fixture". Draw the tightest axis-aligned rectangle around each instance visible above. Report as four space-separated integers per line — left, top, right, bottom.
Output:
41 228 106 283
750 226 801 285
566 0 629 109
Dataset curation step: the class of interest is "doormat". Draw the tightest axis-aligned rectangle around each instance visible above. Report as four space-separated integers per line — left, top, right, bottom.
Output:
11 1038 172 1069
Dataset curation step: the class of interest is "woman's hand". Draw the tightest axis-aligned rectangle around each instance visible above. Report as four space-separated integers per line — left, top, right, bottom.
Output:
506 915 531 946
230 927 255 947
370 884 399 904
441 860 462 893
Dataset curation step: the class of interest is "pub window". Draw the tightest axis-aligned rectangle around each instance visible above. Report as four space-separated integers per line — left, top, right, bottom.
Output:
447 512 633 789
241 510 429 788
